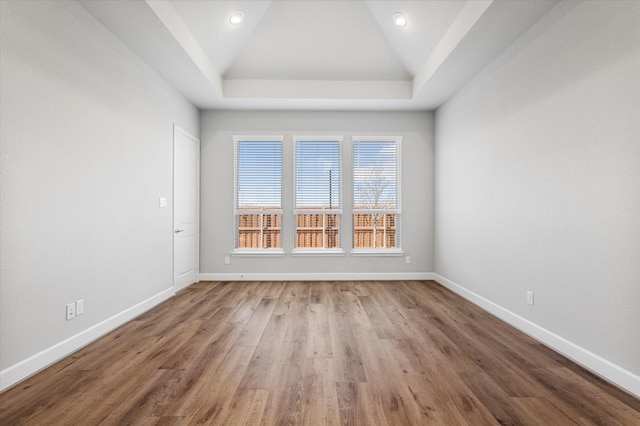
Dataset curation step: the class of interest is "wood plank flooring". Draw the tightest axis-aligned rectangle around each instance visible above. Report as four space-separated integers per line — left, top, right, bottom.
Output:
1 280 639 425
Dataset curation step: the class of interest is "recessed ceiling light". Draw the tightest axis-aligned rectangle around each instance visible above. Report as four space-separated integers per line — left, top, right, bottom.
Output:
393 12 407 27
230 11 244 25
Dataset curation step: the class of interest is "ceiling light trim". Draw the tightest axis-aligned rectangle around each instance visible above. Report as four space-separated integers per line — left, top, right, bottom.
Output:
393 12 407 27
230 11 244 25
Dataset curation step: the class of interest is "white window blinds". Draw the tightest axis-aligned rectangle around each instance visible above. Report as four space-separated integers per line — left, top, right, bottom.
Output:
234 137 283 250
294 138 342 249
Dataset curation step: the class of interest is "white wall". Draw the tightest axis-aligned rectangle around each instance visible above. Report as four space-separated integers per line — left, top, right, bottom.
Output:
0 1 198 390
435 1 640 396
200 110 434 280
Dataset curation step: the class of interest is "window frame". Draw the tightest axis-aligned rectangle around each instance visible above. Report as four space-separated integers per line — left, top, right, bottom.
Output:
292 135 344 256
351 136 403 256
232 135 285 256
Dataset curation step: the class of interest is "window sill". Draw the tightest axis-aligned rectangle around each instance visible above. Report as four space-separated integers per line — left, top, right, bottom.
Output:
291 249 345 257
350 249 404 257
232 249 285 257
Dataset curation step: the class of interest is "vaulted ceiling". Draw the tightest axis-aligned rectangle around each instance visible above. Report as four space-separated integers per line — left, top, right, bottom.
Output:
79 0 558 111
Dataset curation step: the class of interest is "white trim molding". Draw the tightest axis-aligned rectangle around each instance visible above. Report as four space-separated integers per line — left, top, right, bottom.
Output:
0 288 175 392
291 249 346 257
173 123 199 144
433 274 640 399
350 249 404 257
232 135 284 143
231 249 286 257
199 272 434 282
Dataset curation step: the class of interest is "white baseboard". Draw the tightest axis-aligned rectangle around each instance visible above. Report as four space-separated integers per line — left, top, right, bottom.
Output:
199 272 435 282
0 287 175 392
433 274 640 398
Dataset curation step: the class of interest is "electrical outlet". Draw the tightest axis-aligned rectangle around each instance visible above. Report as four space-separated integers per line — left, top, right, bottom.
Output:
526 291 534 306
76 299 84 315
66 303 76 320
405 256 411 264
224 256 230 265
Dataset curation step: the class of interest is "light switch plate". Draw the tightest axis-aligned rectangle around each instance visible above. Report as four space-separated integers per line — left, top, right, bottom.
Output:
159 197 167 207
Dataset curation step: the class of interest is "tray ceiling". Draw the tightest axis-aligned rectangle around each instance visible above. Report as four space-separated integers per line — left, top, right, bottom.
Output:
79 0 558 110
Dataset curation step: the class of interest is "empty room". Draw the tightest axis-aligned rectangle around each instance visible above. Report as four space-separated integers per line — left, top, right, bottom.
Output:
1 0 639 424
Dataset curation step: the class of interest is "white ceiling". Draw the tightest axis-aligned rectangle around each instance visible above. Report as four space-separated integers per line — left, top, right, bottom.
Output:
79 0 559 111
221 1 412 81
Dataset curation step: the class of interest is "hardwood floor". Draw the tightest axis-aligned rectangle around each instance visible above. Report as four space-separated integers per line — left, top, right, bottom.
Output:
1 280 639 425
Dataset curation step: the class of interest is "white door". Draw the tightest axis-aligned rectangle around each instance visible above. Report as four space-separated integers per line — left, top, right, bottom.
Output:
173 125 199 291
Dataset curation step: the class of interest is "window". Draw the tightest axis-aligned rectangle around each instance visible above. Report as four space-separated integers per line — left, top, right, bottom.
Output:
294 137 342 252
234 136 283 251
353 137 401 251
